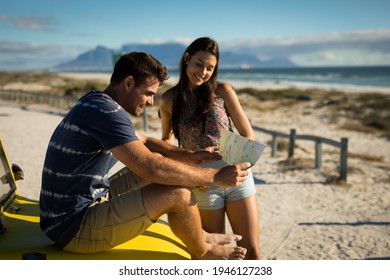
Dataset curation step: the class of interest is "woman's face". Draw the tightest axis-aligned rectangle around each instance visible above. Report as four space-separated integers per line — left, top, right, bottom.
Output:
185 51 217 88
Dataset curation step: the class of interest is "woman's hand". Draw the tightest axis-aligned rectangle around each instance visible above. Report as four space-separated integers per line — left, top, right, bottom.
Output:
192 146 221 164
195 185 209 192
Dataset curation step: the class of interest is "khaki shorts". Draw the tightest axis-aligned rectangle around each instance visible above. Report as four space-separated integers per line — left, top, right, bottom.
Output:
63 167 154 253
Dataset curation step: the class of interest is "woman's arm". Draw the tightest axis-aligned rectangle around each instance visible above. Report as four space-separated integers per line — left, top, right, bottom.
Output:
159 90 176 144
217 82 255 140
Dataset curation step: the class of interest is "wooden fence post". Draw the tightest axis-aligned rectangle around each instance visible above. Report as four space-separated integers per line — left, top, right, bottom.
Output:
315 139 322 168
271 133 277 157
288 129 296 158
339 137 348 181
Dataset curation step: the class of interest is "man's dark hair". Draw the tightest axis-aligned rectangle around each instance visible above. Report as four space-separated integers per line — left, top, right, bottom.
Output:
111 52 169 86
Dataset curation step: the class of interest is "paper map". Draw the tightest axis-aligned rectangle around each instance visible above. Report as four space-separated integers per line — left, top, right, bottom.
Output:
200 130 267 168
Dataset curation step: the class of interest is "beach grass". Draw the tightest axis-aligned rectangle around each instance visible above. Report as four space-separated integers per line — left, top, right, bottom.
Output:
236 86 390 138
0 71 107 96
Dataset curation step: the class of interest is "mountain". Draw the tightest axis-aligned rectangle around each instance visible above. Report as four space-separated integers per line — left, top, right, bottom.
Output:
54 43 297 72
120 42 185 69
55 46 116 72
218 52 295 69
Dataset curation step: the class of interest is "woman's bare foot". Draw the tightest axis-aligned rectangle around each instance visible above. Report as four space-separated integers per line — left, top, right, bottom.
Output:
193 244 247 260
203 230 242 245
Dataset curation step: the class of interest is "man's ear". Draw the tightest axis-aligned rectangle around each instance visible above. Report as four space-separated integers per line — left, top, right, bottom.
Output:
124 76 135 90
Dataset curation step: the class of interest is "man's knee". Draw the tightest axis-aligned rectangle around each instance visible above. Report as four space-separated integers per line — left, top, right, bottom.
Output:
141 185 196 218
171 187 196 206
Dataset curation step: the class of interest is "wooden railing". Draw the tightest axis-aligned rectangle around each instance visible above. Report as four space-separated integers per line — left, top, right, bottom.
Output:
0 90 77 110
0 90 151 129
252 125 348 182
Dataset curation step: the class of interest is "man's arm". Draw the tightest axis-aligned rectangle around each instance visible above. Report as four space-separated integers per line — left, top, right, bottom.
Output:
111 139 249 188
136 131 221 164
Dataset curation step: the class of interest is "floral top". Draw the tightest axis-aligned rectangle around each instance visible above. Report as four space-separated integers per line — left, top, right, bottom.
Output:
176 89 232 150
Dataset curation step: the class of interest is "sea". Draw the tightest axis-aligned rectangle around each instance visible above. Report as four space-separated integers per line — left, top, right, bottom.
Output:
167 66 390 94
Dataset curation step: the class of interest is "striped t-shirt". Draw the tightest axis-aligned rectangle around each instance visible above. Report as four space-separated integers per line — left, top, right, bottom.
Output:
39 90 138 248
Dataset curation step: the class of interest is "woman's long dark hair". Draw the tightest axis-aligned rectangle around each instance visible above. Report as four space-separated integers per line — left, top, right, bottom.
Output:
171 37 220 142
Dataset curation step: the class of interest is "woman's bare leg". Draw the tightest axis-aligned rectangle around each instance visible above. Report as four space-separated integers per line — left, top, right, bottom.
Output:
226 194 260 260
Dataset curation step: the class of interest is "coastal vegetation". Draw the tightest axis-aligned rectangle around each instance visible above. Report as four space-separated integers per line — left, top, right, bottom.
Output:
236 87 390 138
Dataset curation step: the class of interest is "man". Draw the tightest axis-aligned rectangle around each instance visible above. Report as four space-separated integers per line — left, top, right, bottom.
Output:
40 52 250 260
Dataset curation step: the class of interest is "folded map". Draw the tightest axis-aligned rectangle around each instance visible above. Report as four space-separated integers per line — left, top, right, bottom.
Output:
200 129 267 168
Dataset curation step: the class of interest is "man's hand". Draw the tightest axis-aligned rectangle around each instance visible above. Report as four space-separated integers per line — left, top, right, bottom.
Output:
213 162 251 188
192 146 222 164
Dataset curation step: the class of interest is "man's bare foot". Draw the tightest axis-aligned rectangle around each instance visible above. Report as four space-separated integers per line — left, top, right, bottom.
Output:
203 230 242 245
193 244 247 260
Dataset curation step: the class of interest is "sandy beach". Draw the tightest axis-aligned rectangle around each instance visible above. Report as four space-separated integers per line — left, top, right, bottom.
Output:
0 72 389 260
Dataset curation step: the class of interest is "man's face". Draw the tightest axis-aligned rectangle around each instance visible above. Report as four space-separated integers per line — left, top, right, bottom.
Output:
125 78 159 117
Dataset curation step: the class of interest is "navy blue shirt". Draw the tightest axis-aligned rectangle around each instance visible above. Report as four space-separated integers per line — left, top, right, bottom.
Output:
39 91 138 248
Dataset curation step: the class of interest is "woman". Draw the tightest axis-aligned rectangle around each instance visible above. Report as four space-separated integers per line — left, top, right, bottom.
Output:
159 37 260 259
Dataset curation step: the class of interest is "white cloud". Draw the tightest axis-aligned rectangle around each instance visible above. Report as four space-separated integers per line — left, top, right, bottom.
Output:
0 16 56 31
1 28 390 70
221 29 390 66
0 41 87 70
138 37 194 45
0 41 85 56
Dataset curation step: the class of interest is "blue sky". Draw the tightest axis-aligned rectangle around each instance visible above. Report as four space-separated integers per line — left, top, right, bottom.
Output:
1 0 390 70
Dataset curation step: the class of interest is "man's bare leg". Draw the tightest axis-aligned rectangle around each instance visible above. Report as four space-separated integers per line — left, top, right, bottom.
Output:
203 230 242 245
141 184 247 260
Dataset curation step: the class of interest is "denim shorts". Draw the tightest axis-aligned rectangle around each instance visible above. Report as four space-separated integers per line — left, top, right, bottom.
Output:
192 169 256 210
